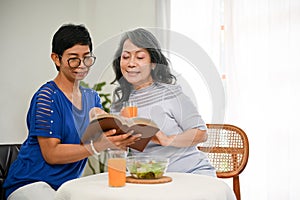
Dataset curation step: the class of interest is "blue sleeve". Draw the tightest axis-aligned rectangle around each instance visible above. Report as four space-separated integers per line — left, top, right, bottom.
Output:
27 84 62 139
94 91 103 109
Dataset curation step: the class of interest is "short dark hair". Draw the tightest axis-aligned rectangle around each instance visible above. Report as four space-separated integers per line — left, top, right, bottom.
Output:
52 24 93 71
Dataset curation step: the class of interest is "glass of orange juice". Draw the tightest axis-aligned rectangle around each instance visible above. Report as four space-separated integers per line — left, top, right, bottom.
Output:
107 149 127 187
122 101 138 118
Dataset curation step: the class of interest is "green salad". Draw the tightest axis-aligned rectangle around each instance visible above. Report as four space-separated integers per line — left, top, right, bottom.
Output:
128 160 167 179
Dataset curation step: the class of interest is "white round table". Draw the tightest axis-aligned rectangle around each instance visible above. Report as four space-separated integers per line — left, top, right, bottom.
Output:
55 172 236 200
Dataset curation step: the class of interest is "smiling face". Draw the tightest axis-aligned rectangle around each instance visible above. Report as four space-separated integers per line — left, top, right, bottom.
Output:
120 39 154 90
52 44 92 82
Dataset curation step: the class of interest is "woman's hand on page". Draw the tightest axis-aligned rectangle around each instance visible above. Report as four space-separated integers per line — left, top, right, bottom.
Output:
94 129 141 151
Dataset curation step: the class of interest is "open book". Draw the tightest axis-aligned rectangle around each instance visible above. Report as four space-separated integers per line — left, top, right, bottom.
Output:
81 114 160 152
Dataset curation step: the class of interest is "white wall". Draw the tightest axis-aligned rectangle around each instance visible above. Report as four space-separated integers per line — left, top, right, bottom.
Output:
0 0 156 143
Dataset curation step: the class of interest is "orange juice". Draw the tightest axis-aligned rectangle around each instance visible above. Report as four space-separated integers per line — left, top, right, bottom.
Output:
108 158 126 187
123 106 138 118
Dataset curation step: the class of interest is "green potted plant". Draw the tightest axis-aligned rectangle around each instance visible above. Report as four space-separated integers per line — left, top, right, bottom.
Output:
80 81 111 113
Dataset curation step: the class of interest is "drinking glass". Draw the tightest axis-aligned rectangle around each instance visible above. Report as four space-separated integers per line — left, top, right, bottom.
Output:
107 149 127 187
122 101 138 118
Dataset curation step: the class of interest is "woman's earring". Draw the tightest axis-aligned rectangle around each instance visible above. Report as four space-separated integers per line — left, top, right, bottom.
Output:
151 63 156 71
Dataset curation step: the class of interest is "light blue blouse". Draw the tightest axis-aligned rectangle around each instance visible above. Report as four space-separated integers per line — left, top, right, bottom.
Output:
112 82 216 177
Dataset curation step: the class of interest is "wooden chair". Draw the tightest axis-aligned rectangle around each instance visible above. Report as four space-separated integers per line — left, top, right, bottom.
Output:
198 124 249 200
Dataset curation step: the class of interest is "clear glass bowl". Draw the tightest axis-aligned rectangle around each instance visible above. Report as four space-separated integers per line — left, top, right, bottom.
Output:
127 156 169 179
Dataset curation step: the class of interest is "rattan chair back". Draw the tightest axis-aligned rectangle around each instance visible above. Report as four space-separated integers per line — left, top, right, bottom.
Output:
198 124 249 200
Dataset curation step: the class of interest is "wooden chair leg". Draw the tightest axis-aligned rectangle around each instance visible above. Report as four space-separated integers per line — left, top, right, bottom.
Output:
233 176 241 200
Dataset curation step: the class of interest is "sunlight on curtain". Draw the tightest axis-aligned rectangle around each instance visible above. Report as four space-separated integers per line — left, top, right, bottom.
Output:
170 0 300 199
225 0 300 199
170 0 222 123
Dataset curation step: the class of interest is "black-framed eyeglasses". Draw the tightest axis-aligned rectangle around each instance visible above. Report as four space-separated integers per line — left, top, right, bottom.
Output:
68 56 96 68
59 55 96 68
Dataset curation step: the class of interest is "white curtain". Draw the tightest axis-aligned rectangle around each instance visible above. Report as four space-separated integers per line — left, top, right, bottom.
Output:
155 0 171 49
169 0 223 123
169 0 300 199
225 0 300 199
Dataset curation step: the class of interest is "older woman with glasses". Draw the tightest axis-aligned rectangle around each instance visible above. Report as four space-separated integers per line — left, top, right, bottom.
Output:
3 24 140 200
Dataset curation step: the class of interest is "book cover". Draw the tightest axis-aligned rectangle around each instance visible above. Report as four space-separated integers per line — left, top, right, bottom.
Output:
81 114 160 152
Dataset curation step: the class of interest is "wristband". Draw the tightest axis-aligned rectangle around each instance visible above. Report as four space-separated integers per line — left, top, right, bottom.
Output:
90 140 101 156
